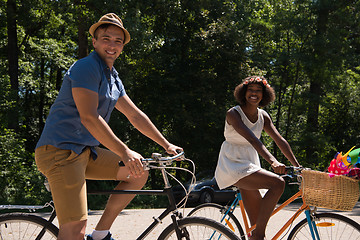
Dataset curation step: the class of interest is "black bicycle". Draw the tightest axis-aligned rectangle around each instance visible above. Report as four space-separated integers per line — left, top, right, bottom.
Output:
0 152 239 240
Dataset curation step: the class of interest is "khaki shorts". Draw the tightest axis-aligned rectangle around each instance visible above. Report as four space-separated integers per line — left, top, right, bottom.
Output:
35 145 121 225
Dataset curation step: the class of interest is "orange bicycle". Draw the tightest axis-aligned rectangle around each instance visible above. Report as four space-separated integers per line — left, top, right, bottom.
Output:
188 167 360 240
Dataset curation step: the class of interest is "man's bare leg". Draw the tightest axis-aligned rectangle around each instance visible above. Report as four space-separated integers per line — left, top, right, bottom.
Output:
95 170 149 230
58 219 87 240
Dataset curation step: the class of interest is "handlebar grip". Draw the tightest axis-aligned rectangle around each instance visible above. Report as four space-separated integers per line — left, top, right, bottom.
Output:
118 152 185 168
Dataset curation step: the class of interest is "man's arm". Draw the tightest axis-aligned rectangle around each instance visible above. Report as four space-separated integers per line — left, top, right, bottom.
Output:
72 87 144 177
115 94 181 155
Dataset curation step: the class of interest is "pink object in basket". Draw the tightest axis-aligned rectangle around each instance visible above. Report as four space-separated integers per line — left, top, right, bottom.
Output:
327 152 350 177
347 168 360 180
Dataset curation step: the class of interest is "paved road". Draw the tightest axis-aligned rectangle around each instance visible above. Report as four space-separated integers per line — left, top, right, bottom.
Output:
45 202 360 239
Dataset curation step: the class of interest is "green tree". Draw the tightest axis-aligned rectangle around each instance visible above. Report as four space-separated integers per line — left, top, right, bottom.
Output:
0 128 50 204
1 0 360 206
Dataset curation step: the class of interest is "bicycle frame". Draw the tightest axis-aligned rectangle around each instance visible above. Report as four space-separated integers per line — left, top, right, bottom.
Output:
88 186 183 240
1 179 184 240
86 152 193 239
1 152 245 240
222 189 320 240
0 152 190 240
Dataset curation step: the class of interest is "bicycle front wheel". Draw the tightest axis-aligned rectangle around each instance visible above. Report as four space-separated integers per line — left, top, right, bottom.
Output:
188 203 245 239
158 216 240 240
288 212 360 240
0 213 59 239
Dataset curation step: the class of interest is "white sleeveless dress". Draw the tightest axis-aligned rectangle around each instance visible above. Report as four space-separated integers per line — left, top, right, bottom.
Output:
215 105 269 189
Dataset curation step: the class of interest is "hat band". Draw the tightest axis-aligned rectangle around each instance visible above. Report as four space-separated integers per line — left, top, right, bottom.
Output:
103 19 123 28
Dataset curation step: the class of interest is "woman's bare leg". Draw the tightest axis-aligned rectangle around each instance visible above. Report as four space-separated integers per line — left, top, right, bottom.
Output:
239 189 262 226
234 170 285 240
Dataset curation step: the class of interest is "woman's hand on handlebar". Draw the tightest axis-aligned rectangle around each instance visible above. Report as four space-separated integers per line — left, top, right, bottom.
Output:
271 160 286 174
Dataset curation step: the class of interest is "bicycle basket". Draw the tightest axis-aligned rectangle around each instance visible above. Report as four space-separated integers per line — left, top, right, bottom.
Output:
301 169 359 211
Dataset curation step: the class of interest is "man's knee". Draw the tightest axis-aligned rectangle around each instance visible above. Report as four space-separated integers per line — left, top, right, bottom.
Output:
138 170 149 185
126 170 149 187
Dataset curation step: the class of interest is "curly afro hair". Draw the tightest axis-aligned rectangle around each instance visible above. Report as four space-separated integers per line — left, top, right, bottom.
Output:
234 76 275 107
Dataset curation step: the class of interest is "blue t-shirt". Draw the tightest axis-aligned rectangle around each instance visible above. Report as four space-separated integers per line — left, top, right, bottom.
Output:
36 51 126 156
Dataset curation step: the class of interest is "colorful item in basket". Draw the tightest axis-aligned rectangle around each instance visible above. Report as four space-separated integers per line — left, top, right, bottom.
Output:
348 148 360 167
341 146 355 167
346 168 360 180
328 147 360 178
328 152 351 177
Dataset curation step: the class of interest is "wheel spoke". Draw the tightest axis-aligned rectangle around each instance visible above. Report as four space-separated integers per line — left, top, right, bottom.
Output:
288 213 360 240
158 216 240 239
187 203 245 239
0 213 58 240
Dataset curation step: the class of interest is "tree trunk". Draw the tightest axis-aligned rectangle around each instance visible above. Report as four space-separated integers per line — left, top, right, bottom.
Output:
6 0 19 130
56 68 63 91
305 1 329 160
38 57 45 133
78 14 88 59
285 62 300 141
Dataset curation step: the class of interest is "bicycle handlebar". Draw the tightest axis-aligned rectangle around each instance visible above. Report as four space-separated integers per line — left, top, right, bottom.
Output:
282 166 306 180
140 151 195 200
142 152 185 170
285 166 304 172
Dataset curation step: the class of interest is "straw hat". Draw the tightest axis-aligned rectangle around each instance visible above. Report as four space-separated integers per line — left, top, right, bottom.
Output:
89 13 130 44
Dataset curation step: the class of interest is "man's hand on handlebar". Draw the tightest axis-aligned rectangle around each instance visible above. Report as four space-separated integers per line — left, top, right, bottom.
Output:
165 144 183 160
123 149 145 178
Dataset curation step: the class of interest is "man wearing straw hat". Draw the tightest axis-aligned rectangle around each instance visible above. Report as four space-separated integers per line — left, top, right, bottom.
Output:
35 13 182 240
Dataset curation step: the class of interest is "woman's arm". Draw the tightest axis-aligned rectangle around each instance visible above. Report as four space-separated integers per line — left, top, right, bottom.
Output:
227 108 280 167
262 112 300 167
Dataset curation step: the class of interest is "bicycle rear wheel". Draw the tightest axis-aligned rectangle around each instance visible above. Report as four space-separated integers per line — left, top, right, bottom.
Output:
288 212 360 240
188 203 245 239
158 216 240 240
0 213 59 239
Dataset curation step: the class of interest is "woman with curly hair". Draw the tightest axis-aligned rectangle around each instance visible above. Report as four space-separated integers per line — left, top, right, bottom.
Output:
215 76 300 240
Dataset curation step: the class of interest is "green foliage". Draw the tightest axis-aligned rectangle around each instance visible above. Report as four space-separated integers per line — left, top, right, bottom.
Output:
0 128 51 205
1 0 360 208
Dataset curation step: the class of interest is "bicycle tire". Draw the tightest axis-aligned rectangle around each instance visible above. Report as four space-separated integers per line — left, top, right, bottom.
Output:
188 203 246 239
288 212 360 240
0 212 59 239
158 216 240 240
